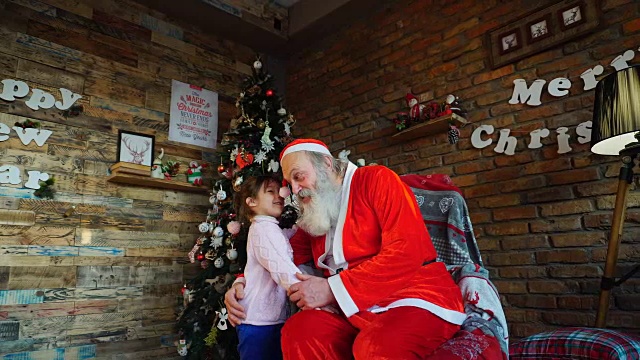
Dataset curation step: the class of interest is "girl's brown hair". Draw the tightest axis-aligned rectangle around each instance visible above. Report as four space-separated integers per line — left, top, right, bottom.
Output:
234 175 279 225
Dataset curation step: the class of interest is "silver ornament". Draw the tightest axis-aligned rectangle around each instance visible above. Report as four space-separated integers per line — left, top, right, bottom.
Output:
226 248 238 261
277 107 286 116
253 60 262 70
214 257 224 268
217 189 227 201
198 222 211 233
209 195 217 205
213 226 224 237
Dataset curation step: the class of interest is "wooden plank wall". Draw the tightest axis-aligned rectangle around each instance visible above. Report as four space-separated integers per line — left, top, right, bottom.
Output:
0 0 257 358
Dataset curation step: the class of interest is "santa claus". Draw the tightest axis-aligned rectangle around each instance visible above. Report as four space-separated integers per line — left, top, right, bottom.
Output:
406 93 425 121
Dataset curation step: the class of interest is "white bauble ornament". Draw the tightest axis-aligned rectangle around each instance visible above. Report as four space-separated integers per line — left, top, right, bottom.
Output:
214 257 224 268
212 236 223 248
209 195 217 204
213 226 224 237
253 60 262 70
277 107 286 116
217 189 227 201
226 248 238 261
198 222 211 233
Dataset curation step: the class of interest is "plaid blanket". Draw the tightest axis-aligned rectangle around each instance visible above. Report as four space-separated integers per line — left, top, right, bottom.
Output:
401 174 509 359
510 327 640 359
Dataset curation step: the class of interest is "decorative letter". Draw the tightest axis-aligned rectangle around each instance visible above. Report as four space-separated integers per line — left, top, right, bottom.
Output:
25 89 56 110
55 88 82 110
0 165 21 185
24 171 50 189
12 126 53 146
576 121 592 144
494 129 517 156
0 79 29 101
509 79 546 106
0 123 10 141
528 128 550 149
548 77 572 97
610 49 635 71
471 125 494 149
580 65 604 91
556 127 572 154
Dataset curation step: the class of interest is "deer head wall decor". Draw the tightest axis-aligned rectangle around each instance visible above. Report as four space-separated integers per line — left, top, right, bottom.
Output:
122 136 150 164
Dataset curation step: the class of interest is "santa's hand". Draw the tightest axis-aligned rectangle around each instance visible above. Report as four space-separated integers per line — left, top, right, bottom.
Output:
224 282 246 327
288 273 335 310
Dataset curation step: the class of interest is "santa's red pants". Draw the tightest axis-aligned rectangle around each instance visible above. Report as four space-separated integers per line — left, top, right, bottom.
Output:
281 307 460 360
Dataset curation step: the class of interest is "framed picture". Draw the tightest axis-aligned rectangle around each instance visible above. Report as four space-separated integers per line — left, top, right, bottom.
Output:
559 1 586 30
116 130 155 166
499 28 522 55
527 14 552 43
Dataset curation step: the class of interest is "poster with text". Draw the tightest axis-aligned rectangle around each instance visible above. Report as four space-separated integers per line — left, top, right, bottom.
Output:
169 80 218 148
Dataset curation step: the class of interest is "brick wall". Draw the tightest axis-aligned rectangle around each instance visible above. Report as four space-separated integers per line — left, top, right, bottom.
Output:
286 0 640 339
0 0 255 358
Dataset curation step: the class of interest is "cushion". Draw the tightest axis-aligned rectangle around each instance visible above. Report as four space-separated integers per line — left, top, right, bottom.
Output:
509 327 640 360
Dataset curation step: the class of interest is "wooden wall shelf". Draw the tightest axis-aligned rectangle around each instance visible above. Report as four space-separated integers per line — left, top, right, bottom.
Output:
107 173 209 194
391 113 468 142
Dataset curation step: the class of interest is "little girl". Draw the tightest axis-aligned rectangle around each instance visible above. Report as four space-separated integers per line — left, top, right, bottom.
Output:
234 175 302 360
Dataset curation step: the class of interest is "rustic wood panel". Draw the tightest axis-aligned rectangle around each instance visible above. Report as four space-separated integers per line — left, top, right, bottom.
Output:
0 198 21 210
0 187 36 200
162 210 206 222
28 245 79 256
0 302 76 320
129 265 182 286
77 247 124 257
89 97 165 122
38 0 93 18
76 266 130 287
125 323 175 341
21 311 141 339
7 266 76 289
0 225 75 246
54 192 133 208
75 229 184 249
0 266 9 289
124 248 188 258
0 289 44 305
0 245 29 255
84 78 145 107
16 58 85 93
7 0 58 16
0 210 36 226
0 52 19 78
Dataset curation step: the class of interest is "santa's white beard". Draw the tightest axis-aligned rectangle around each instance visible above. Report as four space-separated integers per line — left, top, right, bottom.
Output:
296 169 342 237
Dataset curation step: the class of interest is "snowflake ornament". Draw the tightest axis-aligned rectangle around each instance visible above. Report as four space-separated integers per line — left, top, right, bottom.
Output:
230 146 239 161
268 159 279 172
254 150 267 164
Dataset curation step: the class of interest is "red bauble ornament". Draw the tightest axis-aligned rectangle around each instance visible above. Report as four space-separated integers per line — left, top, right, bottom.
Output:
217 164 225 173
196 253 205 261
181 284 187 294
266 89 274 96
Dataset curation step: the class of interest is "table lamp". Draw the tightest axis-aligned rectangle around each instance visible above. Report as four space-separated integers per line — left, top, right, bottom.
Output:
591 65 640 328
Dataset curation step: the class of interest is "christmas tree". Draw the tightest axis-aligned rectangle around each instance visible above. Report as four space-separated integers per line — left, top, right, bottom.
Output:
176 57 298 359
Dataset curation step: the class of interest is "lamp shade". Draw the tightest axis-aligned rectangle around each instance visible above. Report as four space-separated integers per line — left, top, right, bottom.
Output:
591 65 640 155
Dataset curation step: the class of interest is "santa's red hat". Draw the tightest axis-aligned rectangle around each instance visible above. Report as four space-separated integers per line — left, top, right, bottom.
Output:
279 138 332 161
405 93 417 103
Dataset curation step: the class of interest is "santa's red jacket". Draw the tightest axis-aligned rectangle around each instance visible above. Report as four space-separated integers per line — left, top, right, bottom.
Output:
290 163 465 324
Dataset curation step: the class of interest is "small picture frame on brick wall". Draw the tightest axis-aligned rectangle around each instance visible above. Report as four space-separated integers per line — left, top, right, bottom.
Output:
527 13 552 44
486 0 601 69
499 28 522 55
559 1 586 30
